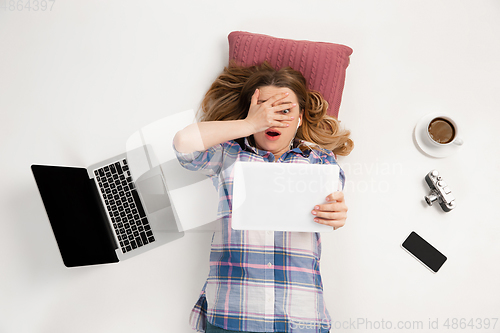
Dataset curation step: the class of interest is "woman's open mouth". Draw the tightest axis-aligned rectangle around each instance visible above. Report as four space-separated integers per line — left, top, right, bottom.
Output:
265 129 281 141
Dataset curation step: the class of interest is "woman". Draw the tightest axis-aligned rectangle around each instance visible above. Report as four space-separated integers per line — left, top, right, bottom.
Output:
174 62 353 333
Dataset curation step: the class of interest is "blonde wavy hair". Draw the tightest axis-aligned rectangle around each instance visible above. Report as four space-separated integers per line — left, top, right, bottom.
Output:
198 61 353 156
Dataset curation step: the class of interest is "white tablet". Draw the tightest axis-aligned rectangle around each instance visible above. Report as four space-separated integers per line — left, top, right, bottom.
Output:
231 161 339 232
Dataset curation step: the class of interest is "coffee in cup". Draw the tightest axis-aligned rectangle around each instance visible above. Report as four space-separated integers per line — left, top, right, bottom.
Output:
428 117 455 144
425 115 463 147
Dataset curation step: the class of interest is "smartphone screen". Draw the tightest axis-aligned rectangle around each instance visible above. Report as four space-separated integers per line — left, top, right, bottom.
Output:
401 231 447 273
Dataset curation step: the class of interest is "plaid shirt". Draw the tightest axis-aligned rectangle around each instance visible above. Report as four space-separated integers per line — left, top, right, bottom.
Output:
175 138 345 333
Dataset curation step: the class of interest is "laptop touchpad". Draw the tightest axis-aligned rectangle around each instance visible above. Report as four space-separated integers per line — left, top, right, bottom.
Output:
135 174 171 214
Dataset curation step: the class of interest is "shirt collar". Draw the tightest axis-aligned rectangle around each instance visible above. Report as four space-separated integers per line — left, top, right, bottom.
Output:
242 137 312 158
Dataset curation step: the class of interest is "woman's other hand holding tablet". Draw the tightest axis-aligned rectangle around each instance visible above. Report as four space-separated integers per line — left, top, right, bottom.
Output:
311 191 348 230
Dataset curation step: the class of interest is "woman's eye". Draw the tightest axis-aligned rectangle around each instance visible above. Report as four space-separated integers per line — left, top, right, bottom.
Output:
282 109 290 114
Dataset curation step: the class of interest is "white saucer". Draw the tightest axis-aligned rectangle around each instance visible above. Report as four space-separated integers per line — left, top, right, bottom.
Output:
413 113 462 158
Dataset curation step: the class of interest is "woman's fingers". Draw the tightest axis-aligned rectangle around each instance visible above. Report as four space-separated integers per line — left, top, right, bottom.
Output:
273 102 294 113
250 88 260 107
314 216 346 230
326 191 345 203
266 91 289 106
246 92 295 133
311 192 348 230
312 209 347 221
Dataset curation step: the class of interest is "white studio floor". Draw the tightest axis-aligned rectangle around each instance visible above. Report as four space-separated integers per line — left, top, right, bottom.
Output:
1 1 499 332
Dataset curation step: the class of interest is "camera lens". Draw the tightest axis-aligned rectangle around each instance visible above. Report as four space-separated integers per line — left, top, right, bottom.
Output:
425 192 439 206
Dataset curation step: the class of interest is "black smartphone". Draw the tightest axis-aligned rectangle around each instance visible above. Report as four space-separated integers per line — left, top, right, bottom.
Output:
401 231 447 273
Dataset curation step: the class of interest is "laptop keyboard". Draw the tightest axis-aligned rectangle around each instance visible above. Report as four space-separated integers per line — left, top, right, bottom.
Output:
94 159 155 253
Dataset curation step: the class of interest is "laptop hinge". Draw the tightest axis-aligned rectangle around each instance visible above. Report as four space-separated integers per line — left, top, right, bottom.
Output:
89 179 119 250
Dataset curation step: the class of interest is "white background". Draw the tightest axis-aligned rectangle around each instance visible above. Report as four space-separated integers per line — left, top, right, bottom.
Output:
1 1 500 332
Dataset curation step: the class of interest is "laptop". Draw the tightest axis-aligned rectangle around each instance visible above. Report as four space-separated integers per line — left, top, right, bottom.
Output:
231 161 340 232
31 150 184 268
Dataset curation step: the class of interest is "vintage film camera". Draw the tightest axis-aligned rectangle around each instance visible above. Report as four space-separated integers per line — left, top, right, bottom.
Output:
424 170 456 212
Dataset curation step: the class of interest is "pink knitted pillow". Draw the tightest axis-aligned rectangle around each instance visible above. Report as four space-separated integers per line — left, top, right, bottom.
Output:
228 31 353 119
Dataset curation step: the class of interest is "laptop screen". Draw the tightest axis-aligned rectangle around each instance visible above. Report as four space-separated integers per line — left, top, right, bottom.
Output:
31 165 119 267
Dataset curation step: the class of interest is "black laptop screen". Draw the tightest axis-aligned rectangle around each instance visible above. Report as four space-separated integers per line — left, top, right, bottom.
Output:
31 165 119 267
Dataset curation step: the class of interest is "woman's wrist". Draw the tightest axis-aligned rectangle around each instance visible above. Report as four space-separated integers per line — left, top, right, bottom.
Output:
239 119 257 137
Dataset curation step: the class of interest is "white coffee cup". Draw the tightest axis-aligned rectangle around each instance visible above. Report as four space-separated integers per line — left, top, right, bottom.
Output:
425 114 463 147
